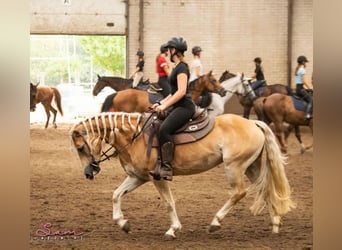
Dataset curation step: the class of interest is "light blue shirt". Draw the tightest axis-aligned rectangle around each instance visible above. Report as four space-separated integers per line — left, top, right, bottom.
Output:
296 67 306 85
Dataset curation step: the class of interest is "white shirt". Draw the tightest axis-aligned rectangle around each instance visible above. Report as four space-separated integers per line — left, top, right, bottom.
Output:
189 58 203 82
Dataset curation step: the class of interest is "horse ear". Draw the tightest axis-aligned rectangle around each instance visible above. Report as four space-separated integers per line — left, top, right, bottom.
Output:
97 74 101 79
209 70 213 75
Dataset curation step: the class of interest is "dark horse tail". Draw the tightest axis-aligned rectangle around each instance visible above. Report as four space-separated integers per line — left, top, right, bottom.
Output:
51 87 63 116
101 93 117 112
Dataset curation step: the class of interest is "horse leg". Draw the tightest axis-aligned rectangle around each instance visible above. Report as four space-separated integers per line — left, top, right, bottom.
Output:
284 124 294 142
50 106 58 129
43 104 51 129
153 180 182 239
273 122 287 153
209 163 247 233
243 106 251 119
112 175 147 233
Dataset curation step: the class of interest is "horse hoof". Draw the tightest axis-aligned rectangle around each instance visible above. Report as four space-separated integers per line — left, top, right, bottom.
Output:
208 225 221 233
164 233 176 240
121 221 131 233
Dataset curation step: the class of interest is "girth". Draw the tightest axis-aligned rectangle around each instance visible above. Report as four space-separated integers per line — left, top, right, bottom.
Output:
143 108 215 157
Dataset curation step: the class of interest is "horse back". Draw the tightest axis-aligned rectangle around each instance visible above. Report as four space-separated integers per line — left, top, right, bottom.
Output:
114 89 150 112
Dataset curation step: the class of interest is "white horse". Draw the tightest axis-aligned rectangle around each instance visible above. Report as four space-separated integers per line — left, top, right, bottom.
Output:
208 73 255 117
70 111 295 238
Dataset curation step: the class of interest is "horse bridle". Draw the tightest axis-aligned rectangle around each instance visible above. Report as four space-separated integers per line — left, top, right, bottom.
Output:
91 112 156 165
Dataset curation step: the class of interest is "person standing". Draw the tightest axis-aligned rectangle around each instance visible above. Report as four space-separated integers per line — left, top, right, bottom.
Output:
154 43 171 97
150 37 196 181
189 46 203 82
250 57 266 91
295 55 313 119
130 49 145 88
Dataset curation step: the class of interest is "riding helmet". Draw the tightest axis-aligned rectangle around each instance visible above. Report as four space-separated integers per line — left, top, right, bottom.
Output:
254 57 262 63
136 50 144 57
160 44 168 53
297 55 309 64
192 46 202 55
165 37 188 52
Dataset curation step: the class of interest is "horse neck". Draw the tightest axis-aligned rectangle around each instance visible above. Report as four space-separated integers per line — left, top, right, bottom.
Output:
77 112 142 146
221 76 242 101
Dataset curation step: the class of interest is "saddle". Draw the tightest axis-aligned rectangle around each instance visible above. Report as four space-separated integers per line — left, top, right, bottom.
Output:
291 95 313 112
143 108 215 158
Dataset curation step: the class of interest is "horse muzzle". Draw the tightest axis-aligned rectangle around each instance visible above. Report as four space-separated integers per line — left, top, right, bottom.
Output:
84 161 101 180
218 88 227 97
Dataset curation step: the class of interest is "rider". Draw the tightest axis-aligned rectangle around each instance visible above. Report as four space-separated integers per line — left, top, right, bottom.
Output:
189 46 203 82
150 37 196 181
295 55 313 120
130 49 145 88
153 43 171 97
250 57 266 93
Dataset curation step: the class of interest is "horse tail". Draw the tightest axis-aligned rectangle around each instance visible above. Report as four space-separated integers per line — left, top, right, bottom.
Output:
52 87 64 116
101 93 117 112
249 120 296 216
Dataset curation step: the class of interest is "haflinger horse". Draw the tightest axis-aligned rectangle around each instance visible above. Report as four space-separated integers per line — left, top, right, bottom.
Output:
101 70 227 113
218 70 293 119
70 111 295 238
93 74 150 96
30 82 64 129
253 93 313 154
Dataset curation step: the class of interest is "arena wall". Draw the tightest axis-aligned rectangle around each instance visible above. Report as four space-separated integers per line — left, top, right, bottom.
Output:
30 0 313 91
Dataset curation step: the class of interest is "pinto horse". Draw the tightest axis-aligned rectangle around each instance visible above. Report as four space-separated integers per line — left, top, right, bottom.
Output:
101 71 227 112
218 70 293 118
93 74 150 96
206 72 255 117
30 82 64 129
253 93 313 154
70 112 295 238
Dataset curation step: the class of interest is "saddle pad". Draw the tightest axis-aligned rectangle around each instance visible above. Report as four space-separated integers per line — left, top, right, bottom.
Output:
291 96 307 112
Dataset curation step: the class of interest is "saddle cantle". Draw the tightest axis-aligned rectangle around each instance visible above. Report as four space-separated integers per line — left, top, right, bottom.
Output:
143 108 215 157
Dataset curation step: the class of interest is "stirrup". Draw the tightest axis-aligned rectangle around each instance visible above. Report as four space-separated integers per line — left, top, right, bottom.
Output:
305 113 312 120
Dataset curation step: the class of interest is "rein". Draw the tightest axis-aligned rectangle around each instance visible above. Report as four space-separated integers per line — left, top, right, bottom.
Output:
95 112 156 164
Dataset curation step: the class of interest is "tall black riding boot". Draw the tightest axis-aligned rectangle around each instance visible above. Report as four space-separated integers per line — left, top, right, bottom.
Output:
159 142 174 181
305 101 313 120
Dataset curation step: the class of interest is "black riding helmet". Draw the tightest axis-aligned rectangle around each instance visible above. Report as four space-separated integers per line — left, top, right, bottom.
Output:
136 50 144 57
254 57 262 64
165 37 188 53
160 44 168 53
192 46 202 55
297 55 309 64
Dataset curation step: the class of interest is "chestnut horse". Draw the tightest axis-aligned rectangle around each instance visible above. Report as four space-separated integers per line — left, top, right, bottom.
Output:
253 93 313 154
101 71 227 112
93 74 150 96
219 70 293 118
70 112 295 238
30 82 63 129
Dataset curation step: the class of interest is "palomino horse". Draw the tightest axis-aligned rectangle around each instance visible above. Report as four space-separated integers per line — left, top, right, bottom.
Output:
30 82 64 129
93 74 150 96
218 70 293 119
70 112 295 238
101 71 227 112
253 93 313 154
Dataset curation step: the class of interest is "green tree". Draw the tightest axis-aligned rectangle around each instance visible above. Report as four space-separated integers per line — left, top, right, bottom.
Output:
79 36 126 76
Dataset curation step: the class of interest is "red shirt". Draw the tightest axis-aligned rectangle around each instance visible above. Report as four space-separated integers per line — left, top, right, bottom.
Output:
156 55 168 77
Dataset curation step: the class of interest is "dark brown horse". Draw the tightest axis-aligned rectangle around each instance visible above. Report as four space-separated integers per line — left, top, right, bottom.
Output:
253 93 313 154
93 74 150 96
30 82 64 129
219 70 293 119
101 70 227 112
